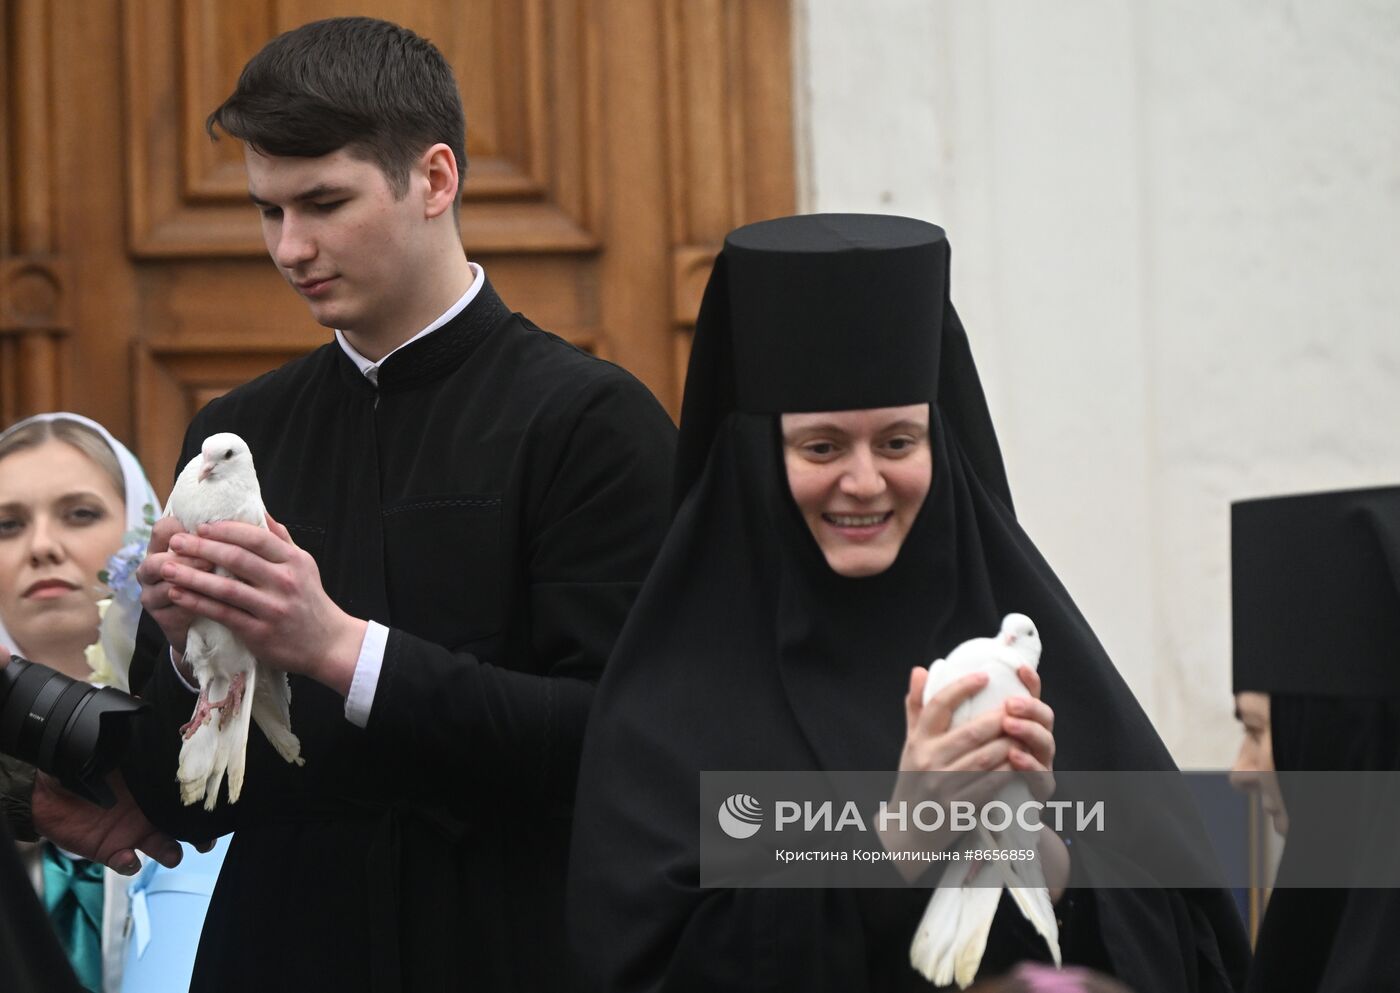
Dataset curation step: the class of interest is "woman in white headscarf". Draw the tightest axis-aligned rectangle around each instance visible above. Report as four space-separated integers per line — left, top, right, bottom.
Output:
0 413 226 993
0 412 156 991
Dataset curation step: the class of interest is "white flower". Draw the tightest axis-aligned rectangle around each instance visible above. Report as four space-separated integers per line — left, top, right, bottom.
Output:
85 596 135 693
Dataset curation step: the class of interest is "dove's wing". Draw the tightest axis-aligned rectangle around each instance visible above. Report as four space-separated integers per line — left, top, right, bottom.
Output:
1005 880 1061 967
922 656 958 704
925 636 1006 709
983 654 1027 701
989 780 1062 966
252 662 303 767
942 634 1004 670
924 636 996 703
163 454 203 520
227 493 267 529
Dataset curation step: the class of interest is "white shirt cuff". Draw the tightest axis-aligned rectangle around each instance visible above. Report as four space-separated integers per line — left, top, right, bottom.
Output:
344 621 389 728
169 648 198 693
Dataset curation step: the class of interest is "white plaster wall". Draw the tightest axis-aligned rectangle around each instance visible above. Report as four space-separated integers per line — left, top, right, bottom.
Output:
795 0 1400 767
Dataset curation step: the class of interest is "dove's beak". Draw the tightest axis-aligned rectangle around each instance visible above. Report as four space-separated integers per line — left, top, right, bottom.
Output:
197 461 214 482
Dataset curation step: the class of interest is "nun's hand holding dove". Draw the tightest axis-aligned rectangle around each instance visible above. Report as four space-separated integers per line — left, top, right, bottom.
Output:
883 639 1055 870
905 614 1062 989
882 668 1007 870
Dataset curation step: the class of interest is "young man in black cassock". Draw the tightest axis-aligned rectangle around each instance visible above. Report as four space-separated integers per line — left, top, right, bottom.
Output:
109 17 675 992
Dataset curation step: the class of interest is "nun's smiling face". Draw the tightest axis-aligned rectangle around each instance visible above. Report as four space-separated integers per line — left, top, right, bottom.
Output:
782 405 932 578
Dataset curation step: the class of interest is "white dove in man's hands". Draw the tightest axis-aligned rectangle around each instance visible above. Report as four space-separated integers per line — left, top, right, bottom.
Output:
166 433 303 810
908 613 1061 988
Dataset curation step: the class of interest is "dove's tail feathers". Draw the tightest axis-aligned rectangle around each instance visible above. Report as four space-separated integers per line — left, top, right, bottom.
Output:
223 666 256 805
950 884 1002 988
999 833 1061 967
178 669 238 810
982 794 1061 967
910 881 961 985
177 668 223 808
177 634 255 810
910 869 1002 990
202 730 234 813
910 857 970 986
252 670 304 767
1007 883 1062 967
177 720 218 808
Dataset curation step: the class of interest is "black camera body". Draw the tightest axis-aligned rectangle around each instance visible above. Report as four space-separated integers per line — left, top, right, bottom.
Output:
0 655 148 807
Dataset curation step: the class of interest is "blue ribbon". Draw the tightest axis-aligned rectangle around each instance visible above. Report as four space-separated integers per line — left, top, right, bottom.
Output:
126 860 218 959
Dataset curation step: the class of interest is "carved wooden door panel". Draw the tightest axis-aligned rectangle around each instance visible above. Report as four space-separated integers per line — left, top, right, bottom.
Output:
0 0 793 495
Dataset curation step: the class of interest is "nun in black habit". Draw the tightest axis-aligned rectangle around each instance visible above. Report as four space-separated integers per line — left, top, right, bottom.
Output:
1233 486 1400 993
568 214 1249 992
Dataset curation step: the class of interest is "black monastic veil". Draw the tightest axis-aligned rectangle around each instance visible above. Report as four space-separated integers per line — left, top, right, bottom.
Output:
1234 487 1400 993
568 214 1249 992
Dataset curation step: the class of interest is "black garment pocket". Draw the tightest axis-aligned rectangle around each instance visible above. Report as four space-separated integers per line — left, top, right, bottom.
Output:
381 494 504 649
283 521 327 565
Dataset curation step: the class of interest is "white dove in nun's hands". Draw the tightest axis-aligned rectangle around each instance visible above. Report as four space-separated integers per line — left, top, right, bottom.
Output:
166 433 304 810
908 613 1061 989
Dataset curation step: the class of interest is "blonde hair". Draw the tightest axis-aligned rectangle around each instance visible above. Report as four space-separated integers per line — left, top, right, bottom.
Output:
0 418 127 506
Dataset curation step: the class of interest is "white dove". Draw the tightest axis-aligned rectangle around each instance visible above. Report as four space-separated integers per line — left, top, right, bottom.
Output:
167 433 303 810
908 612 1061 988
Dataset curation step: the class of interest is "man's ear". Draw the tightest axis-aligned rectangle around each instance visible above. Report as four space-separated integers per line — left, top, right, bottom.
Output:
420 143 460 220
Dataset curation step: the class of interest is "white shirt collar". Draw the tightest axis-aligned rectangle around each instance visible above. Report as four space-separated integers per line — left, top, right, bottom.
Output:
335 262 485 384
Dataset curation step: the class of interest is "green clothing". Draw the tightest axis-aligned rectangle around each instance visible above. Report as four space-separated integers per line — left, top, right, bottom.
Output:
0 754 37 842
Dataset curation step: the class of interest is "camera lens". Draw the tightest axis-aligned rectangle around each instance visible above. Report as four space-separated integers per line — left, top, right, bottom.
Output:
0 655 148 807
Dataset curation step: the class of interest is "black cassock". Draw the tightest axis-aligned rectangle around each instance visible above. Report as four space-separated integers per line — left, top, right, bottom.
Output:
123 279 676 992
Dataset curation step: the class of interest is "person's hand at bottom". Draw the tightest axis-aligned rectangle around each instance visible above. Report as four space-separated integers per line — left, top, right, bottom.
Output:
32 770 183 875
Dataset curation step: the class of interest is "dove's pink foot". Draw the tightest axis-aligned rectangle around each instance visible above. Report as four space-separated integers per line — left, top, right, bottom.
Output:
180 690 214 740
214 672 247 730
179 673 248 738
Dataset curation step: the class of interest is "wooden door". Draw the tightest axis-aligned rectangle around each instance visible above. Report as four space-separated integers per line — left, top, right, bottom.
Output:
0 0 794 495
